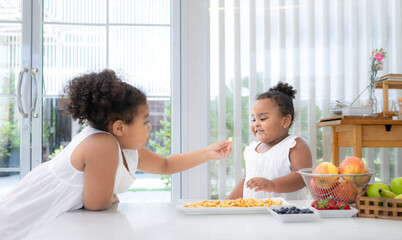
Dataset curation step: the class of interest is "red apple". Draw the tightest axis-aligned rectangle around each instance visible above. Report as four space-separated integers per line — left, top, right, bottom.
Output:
339 156 366 174
312 162 339 189
355 168 372 185
308 178 336 199
332 180 359 203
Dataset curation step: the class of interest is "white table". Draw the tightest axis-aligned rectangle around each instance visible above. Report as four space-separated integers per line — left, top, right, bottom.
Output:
26 201 400 240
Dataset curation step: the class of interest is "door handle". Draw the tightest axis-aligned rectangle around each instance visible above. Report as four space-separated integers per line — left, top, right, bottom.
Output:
17 68 29 118
31 68 39 118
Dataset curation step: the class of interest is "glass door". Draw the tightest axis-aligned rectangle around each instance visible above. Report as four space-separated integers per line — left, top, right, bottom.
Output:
34 0 174 201
0 0 32 194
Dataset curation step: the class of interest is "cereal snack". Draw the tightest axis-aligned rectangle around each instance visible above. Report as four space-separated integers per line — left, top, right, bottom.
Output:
184 198 282 208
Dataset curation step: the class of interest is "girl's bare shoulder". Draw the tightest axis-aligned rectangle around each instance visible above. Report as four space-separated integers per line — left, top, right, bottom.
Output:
84 132 117 146
73 133 119 166
294 137 310 149
290 137 312 157
288 137 313 169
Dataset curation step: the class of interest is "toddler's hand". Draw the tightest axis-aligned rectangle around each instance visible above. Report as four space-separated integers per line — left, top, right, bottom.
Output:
246 177 274 192
207 140 232 159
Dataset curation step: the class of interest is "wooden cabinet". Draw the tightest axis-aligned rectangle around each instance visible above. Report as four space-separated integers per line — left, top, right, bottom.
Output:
317 116 402 166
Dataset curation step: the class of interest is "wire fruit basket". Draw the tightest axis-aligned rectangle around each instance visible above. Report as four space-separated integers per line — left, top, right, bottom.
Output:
297 168 376 204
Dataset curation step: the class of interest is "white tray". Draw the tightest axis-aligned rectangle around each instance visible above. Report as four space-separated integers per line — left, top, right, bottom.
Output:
267 205 320 223
176 198 288 215
312 207 358 218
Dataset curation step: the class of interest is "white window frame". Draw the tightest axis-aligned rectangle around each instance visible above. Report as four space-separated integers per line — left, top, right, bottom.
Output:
178 0 211 199
171 0 182 201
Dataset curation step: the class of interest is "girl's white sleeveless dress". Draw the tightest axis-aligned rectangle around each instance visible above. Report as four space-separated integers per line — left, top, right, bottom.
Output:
242 135 307 200
0 126 138 240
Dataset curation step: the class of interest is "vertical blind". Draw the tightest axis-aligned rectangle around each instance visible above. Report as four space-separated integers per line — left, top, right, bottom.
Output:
209 0 402 199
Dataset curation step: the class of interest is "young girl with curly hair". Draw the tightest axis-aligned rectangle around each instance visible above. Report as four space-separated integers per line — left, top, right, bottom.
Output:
228 82 312 200
0 69 232 239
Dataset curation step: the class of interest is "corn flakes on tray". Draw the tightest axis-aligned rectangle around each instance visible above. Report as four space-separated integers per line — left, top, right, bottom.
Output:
176 198 288 215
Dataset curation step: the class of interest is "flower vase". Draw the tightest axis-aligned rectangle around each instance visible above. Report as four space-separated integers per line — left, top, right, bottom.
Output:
366 83 377 115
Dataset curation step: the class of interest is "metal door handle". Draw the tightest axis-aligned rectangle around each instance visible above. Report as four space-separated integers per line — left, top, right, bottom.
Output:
17 68 29 118
31 68 39 118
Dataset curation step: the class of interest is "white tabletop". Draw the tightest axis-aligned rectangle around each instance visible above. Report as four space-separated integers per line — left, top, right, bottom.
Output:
26 200 400 240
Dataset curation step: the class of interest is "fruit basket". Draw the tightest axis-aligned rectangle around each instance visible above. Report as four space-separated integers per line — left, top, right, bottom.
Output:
356 186 402 220
297 168 376 204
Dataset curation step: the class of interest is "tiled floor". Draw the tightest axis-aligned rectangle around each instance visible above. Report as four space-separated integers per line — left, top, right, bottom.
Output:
0 173 171 202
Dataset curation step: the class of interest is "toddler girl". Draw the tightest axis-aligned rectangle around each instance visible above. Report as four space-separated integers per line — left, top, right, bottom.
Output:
228 82 312 200
0 69 232 240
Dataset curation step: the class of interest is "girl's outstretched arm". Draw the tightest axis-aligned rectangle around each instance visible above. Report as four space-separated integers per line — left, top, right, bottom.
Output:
137 140 232 174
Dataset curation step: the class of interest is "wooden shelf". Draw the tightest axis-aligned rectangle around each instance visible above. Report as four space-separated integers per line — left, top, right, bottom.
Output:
375 80 402 89
319 116 391 122
317 116 396 127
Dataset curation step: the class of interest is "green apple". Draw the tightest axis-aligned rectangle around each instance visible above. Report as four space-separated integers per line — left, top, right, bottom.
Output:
366 182 390 198
390 177 402 195
395 194 402 207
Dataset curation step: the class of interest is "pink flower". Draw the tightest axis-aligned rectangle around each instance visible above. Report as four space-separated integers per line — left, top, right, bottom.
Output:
375 53 384 62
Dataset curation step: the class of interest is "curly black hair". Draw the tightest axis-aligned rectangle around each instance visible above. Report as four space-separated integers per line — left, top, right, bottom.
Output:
64 69 147 131
256 82 297 127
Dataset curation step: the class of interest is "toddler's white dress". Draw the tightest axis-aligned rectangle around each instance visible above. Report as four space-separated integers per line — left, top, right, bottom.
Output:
0 126 138 240
242 135 307 200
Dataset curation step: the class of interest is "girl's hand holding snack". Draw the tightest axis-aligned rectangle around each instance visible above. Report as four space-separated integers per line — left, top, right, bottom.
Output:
207 140 232 159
